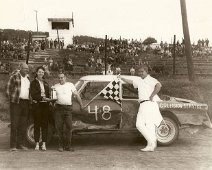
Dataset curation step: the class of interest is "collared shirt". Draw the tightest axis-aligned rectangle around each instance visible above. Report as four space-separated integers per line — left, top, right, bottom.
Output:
37 79 46 97
19 75 30 99
53 82 76 105
133 75 161 102
6 70 30 103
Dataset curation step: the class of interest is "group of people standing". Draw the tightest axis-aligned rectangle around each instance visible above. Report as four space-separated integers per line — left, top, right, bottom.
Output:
6 63 83 152
6 63 162 152
49 39 64 49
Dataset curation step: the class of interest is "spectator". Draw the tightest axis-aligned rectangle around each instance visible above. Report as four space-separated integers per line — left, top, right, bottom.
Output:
54 39 57 49
67 58 74 72
50 39 53 49
205 39 209 47
115 65 121 75
130 66 135 76
41 39 45 50
48 57 54 70
96 56 103 67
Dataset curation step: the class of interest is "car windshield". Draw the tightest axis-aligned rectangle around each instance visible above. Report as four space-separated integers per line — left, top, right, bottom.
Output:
75 80 84 91
80 81 109 100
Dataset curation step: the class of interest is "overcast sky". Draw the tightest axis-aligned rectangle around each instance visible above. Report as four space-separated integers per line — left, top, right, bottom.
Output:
0 0 212 43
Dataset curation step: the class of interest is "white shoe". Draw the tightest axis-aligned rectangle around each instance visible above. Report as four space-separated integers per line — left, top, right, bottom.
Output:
41 145 46 151
140 146 154 152
35 145 39 151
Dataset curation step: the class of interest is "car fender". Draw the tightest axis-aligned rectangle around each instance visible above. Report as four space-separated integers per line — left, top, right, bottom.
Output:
160 110 181 126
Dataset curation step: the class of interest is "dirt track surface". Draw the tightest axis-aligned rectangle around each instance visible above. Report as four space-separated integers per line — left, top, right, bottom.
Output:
0 121 212 170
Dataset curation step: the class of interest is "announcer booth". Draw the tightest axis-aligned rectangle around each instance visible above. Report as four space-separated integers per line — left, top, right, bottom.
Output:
48 18 74 47
31 33 48 42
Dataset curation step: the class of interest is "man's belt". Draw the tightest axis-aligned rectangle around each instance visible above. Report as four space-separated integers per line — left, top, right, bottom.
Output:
19 99 29 101
56 104 72 107
140 100 150 104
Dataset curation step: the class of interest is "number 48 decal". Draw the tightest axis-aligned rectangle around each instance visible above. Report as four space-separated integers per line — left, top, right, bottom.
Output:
88 105 111 121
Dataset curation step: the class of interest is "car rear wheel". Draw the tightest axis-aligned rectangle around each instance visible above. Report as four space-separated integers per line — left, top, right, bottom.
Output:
156 116 179 146
26 123 53 146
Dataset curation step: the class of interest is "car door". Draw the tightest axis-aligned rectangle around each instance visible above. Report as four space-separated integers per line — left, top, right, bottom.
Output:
120 83 139 129
73 81 122 127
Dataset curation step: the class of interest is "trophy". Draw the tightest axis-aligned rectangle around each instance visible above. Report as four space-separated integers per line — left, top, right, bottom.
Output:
51 87 57 100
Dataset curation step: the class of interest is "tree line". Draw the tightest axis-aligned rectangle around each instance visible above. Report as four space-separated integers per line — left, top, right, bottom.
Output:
0 29 49 42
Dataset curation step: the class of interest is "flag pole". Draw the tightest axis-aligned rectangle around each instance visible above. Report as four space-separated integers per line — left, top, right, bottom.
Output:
83 91 102 109
83 77 122 109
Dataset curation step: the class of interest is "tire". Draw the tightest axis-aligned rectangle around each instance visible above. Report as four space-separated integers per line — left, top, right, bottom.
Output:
26 123 53 146
156 116 179 146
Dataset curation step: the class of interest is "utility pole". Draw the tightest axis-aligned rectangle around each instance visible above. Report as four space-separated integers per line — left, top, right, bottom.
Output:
173 35 176 75
104 35 107 75
34 10 38 32
180 0 195 81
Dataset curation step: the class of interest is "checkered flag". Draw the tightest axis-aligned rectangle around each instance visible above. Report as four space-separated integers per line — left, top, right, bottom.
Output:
100 79 122 106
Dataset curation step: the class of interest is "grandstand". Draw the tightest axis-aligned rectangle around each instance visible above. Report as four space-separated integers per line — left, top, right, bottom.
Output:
26 47 212 77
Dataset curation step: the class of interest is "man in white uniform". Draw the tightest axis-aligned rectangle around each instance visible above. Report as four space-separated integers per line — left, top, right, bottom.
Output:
120 65 163 152
53 72 83 152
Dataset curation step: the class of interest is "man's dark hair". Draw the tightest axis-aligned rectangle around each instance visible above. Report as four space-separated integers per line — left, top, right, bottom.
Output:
136 64 149 73
36 66 45 73
58 71 66 77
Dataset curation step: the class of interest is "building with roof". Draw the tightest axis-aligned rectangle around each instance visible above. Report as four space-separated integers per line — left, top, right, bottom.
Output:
48 17 74 47
31 32 49 42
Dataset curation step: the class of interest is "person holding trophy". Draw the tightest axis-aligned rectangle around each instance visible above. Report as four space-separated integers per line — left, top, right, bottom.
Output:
52 72 83 152
30 66 51 151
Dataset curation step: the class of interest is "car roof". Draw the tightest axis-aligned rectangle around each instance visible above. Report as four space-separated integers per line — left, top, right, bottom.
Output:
79 75 139 82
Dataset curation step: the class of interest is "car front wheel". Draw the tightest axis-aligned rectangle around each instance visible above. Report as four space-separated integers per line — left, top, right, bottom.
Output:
26 123 53 146
156 116 179 146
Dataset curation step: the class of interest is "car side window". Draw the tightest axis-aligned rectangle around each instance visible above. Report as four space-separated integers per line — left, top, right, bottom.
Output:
122 84 138 99
81 82 109 100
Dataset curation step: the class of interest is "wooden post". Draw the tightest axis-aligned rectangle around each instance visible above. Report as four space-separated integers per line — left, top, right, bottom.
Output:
180 0 195 81
26 32 31 64
105 35 107 75
173 35 176 75
56 29 60 49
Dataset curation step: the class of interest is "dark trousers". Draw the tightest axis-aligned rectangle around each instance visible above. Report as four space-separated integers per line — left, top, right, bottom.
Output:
10 100 29 148
33 102 49 143
54 105 73 148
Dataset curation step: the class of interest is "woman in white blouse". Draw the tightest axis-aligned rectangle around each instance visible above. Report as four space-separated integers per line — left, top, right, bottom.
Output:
30 66 51 151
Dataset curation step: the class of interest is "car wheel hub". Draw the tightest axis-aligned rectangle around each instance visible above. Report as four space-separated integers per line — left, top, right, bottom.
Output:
158 124 170 137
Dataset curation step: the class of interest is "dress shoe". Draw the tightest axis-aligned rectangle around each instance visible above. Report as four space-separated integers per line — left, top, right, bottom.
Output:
64 147 74 152
10 147 18 152
58 147 63 152
19 145 28 151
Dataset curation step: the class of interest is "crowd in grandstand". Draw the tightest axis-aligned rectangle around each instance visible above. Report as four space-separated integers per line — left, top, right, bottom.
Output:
69 37 211 58
63 37 211 75
0 38 64 60
0 36 211 74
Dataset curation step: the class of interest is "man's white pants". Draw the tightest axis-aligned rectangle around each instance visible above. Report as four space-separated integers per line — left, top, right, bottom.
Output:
136 114 156 146
136 101 162 146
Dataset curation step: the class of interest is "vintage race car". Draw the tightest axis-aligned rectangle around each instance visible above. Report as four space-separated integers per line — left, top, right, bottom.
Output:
26 75 212 146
